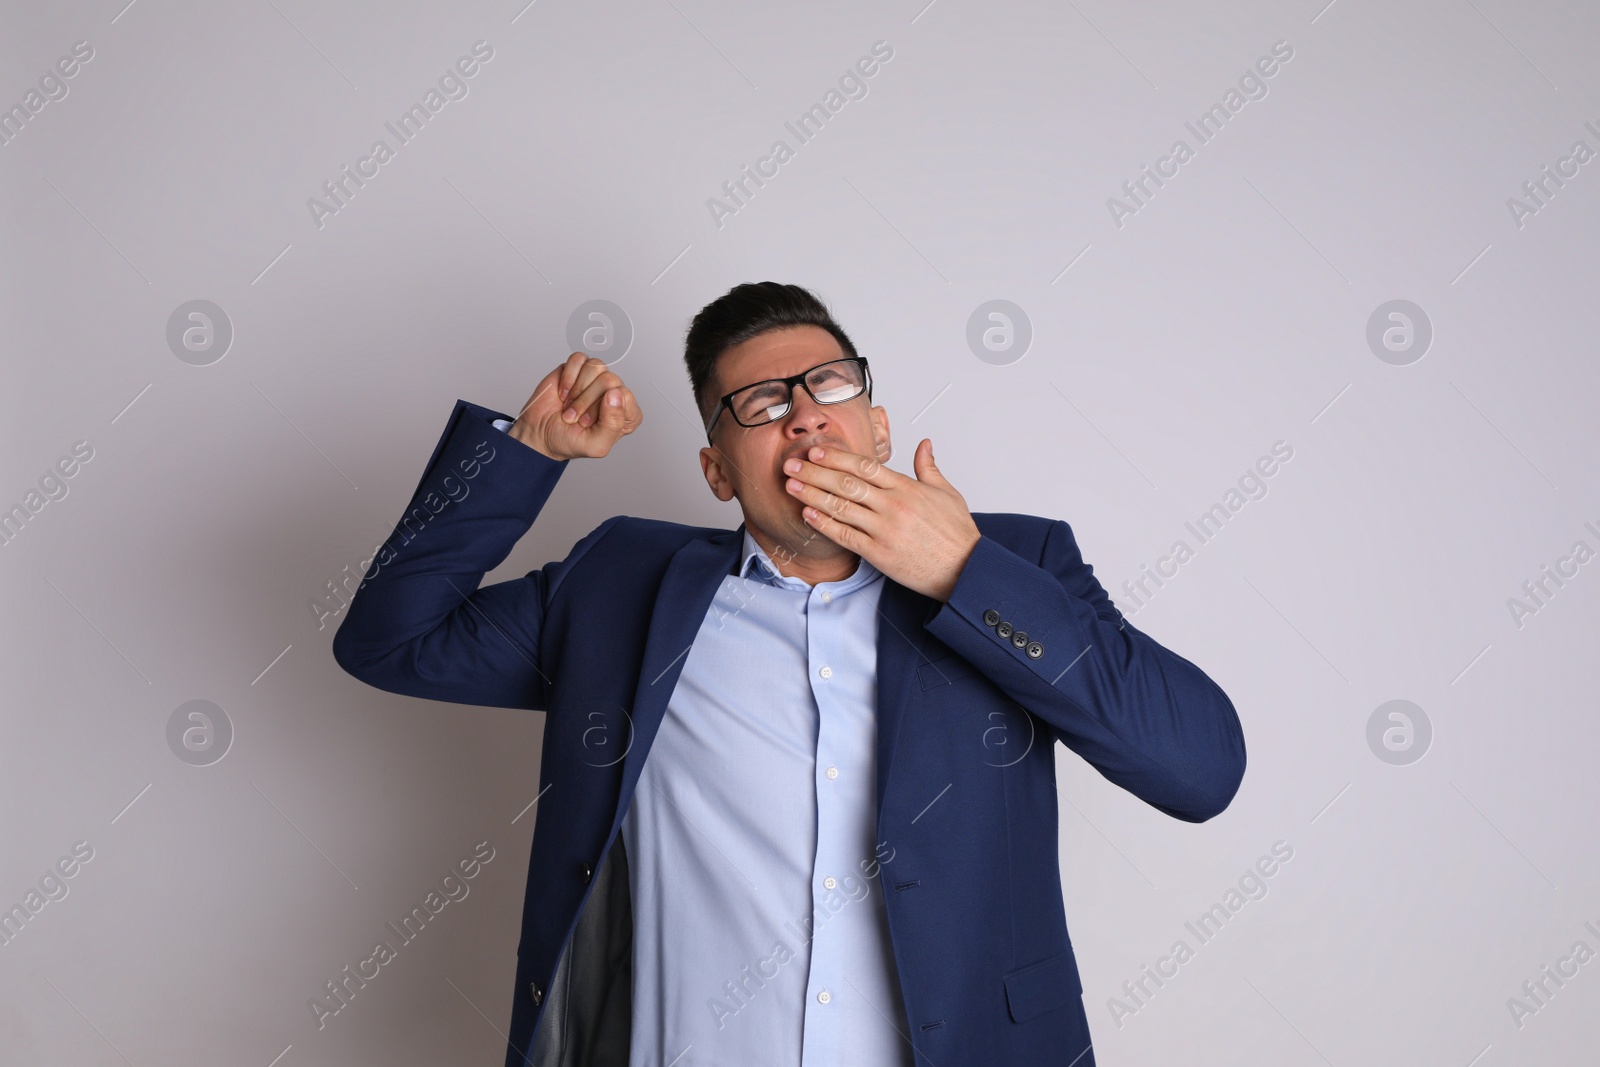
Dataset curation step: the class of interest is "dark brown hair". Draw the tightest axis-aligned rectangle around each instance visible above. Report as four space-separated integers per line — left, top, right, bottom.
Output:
684 282 861 429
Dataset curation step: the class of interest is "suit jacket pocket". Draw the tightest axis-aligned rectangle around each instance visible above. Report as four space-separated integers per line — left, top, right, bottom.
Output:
1003 945 1083 1023
917 652 978 691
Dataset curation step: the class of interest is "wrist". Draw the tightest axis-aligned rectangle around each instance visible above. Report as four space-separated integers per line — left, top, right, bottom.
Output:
934 531 983 603
508 421 566 462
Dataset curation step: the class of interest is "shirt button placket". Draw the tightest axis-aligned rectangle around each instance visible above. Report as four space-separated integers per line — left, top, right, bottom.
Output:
805 597 844 1063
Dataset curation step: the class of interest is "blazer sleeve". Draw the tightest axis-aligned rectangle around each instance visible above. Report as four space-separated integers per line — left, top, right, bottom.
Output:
331 398 623 711
922 519 1246 823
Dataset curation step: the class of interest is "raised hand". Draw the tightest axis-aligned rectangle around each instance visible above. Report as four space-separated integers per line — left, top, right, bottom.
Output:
509 352 643 461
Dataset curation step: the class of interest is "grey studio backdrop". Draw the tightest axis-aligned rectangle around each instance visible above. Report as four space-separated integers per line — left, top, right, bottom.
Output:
1 0 1597 1064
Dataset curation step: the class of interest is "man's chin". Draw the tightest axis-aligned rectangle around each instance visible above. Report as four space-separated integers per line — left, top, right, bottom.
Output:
779 500 809 534
766 502 816 547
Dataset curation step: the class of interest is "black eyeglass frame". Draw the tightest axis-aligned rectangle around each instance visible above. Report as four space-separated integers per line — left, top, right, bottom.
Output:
704 356 873 441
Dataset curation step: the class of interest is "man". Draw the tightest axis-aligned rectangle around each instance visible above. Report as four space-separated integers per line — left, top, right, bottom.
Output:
333 282 1246 1066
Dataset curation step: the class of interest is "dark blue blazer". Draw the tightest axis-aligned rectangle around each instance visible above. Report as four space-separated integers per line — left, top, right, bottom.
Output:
333 399 1247 1067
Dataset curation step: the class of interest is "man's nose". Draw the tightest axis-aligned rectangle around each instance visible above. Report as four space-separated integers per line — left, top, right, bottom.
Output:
783 387 830 436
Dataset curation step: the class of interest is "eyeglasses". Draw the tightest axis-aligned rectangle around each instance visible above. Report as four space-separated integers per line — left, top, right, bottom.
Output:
705 357 872 440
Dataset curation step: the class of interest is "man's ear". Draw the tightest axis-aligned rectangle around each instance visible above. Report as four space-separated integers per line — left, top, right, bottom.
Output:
700 445 737 502
870 404 892 466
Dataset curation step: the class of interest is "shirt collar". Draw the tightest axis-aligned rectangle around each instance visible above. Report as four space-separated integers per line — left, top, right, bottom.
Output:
738 527 882 594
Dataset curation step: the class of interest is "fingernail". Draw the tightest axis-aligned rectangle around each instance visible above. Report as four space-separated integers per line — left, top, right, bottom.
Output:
810 447 824 460
563 408 576 421
784 459 801 473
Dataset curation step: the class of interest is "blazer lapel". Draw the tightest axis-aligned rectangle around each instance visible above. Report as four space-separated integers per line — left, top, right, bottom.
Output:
611 523 744 837
873 578 940 819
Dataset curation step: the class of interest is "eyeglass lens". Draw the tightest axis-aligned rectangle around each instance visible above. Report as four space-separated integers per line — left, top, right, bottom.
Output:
731 361 865 426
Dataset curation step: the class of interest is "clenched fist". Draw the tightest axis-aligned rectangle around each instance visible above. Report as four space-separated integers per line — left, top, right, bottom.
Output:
509 352 643 461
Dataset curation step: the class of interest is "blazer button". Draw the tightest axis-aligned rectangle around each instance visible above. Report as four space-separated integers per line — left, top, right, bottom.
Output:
983 609 1000 627
529 981 543 1006
996 621 1013 639
581 863 593 884
1026 641 1044 659
1011 630 1028 649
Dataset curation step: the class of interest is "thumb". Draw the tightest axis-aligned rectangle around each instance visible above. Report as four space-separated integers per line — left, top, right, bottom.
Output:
914 438 944 482
598 387 626 433
599 386 639 437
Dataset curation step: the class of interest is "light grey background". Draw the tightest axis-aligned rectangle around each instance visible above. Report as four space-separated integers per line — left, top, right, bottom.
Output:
3 0 1597 1064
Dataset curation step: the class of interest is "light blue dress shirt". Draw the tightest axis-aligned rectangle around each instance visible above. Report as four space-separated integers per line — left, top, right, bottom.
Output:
621 529 912 1067
492 418 913 1065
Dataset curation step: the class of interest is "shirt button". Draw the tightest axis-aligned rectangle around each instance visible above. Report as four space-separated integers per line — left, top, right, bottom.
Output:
821 590 832 603
825 766 838 779
817 990 831 1004
819 665 833 679
823 876 837 889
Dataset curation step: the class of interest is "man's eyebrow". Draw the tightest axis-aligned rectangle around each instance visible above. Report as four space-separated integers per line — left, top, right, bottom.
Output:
735 361 836 390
